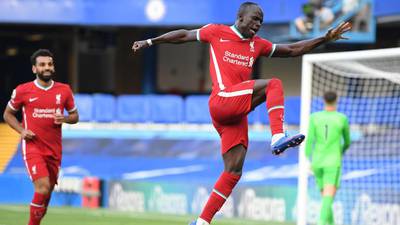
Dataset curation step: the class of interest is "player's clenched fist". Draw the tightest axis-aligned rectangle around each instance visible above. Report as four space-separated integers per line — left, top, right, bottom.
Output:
21 129 35 140
54 113 65 125
132 40 150 53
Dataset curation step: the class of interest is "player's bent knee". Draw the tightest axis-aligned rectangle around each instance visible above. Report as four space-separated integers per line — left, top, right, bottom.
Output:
322 185 337 196
253 79 269 93
224 162 243 175
34 179 52 195
225 169 242 177
268 78 282 88
37 185 51 195
224 161 244 175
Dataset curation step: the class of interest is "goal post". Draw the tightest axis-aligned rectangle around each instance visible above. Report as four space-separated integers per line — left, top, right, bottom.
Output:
297 47 400 225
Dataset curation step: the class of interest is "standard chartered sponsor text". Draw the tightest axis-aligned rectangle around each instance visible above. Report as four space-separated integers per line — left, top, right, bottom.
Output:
32 108 56 118
225 51 249 60
223 51 252 67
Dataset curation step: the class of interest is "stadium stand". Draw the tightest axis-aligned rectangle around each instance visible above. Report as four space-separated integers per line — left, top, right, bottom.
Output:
312 96 400 126
285 96 301 125
375 97 400 126
247 107 259 124
73 94 93 122
73 94 301 125
116 95 150 123
248 103 270 125
72 93 399 127
184 95 211 124
290 0 375 43
149 95 184 123
93 94 116 122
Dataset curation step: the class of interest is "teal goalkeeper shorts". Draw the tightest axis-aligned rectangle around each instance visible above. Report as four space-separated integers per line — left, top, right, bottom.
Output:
312 167 341 190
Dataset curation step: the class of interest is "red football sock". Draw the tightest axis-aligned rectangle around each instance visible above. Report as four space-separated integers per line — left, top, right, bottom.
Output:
266 78 284 135
199 172 241 223
43 193 52 216
28 192 48 225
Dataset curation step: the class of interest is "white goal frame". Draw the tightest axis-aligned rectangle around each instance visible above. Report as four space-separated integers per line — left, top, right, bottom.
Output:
297 47 400 225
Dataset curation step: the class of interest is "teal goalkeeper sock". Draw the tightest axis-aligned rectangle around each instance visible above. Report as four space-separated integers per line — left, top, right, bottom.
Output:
319 196 334 225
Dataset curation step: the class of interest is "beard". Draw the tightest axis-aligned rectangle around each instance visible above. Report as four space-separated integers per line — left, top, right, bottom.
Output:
36 70 55 82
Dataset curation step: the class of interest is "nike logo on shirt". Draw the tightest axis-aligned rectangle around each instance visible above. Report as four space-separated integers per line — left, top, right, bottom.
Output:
219 38 230 42
29 97 38 102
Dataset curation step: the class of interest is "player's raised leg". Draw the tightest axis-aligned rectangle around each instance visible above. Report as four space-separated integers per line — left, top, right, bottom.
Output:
251 78 305 155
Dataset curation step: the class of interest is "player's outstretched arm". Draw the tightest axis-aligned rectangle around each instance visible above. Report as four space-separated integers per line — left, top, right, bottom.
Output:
3 106 35 140
273 22 352 57
132 29 198 53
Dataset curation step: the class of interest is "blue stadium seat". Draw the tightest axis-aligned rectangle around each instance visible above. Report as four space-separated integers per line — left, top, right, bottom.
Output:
339 97 372 124
93 94 116 122
315 96 360 124
117 95 150 122
374 97 388 124
375 97 400 126
247 108 259 124
185 95 211 124
285 96 301 125
73 94 93 122
310 96 400 126
149 95 184 123
255 103 269 125
311 97 324 113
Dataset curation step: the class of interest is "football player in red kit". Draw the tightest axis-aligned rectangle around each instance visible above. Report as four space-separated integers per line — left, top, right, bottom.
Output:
132 2 351 224
3 49 79 225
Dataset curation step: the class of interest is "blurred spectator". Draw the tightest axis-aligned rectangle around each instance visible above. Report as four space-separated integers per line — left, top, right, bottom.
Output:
342 0 371 32
342 0 358 13
295 0 334 34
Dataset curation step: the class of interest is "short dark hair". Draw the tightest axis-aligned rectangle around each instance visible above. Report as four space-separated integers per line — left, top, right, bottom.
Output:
237 2 259 18
323 91 337 104
30 49 54 66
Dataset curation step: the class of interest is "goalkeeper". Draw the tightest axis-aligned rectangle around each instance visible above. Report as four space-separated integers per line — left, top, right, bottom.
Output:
305 91 351 225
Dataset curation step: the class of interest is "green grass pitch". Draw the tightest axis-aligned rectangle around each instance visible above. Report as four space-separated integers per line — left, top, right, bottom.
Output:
0 205 295 225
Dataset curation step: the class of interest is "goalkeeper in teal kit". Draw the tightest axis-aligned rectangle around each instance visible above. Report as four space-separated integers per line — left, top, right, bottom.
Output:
305 91 351 225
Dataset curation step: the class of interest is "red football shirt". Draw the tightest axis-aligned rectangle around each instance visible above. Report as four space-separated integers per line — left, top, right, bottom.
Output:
8 80 76 161
197 24 275 93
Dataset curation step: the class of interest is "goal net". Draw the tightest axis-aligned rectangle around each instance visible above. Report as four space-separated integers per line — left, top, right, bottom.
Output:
297 48 400 225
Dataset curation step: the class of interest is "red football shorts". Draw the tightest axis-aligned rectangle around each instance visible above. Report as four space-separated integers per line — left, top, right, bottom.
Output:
209 80 255 154
24 153 60 185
